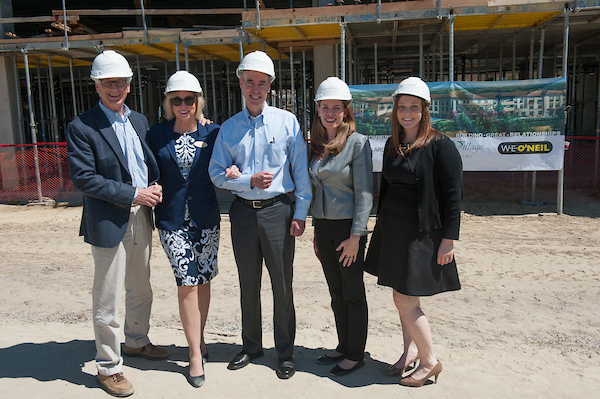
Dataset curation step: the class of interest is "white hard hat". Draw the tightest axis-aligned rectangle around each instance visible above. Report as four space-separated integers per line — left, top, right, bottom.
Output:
392 77 431 104
90 50 133 81
165 70 202 94
314 77 352 103
236 51 276 82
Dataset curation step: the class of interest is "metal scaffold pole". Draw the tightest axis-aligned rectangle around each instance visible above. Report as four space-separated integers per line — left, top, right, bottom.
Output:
226 62 232 118
419 25 424 80
36 60 47 142
78 68 85 114
12 56 24 145
499 44 503 80
46 55 64 188
530 28 546 204
449 15 454 83
302 50 307 140
335 44 339 79
289 47 295 115
202 54 209 111
529 29 535 79
278 53 283 109
439 34 443 81
47 55 59 142
137 55 144 115
22 50 43 202
374 42 378 84
184 46 189 71
538 28 545 79
68 58 78 117
557 10 570 215
512 34 517 79
340 21 346 82
210 55 217 123
238 27 245 110
595 56 600 192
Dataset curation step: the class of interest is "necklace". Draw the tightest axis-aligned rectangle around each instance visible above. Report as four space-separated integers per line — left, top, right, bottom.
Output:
174 129 197 135
399 142 412 159
173 122 198 135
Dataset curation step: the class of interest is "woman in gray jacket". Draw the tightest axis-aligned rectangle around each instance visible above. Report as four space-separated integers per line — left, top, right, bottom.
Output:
309 77 373 377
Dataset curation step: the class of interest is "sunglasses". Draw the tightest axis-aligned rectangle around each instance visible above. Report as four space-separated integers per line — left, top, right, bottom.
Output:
170 96 196 106
100 79 128 88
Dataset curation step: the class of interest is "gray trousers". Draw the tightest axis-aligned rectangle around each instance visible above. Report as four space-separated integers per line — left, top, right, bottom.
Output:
229 197 296 360
91 205 153 375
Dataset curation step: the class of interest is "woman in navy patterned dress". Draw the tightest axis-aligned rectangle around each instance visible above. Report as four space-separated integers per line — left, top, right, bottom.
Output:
147 71 220 388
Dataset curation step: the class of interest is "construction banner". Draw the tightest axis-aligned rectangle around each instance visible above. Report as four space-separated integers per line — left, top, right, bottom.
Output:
350 78 566 172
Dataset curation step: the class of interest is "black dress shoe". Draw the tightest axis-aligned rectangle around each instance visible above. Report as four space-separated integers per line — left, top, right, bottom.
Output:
227 350 264 370
316 354 345 365
329 359 366 377
186 371 205 388
276 358 296 379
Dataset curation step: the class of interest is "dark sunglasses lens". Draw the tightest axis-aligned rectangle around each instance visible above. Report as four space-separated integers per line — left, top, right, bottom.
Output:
171 96 195 106
102 80 126 87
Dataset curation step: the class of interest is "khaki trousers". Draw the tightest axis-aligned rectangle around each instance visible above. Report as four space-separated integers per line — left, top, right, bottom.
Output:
91 205 153 376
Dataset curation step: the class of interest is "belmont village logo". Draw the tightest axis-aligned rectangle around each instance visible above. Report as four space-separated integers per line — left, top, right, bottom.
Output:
498 141 553 155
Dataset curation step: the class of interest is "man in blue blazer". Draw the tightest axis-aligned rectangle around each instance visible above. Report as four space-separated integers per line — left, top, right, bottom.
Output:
67 50 167 397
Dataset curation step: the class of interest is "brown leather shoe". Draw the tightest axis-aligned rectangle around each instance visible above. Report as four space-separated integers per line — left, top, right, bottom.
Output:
123 343 169 360
97 372 134 397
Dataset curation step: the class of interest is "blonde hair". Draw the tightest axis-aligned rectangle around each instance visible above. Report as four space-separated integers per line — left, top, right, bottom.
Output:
388 95 442 157
162 92 206 121
310 101 355 159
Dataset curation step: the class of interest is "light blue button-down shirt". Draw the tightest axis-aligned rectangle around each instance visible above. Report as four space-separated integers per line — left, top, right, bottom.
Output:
209 103 312 221
99 102 148 200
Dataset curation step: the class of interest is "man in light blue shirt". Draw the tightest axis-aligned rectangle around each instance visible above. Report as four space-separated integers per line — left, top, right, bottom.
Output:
209 51 311 380
97 101 148 198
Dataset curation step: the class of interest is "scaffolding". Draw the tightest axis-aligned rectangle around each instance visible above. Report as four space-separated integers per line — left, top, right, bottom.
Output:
1 1 600 209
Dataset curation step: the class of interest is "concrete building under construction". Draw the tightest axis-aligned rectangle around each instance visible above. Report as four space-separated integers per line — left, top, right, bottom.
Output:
0 0 599 205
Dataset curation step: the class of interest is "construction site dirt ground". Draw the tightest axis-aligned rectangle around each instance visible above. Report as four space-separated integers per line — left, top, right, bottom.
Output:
0 202 599 398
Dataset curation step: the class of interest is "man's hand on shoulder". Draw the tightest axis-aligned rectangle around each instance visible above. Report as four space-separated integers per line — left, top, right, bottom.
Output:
134 183 163 207
198 116 213 126
290 218 305 237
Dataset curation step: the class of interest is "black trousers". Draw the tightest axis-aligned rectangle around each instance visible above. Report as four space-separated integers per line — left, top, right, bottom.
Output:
314 218 368 362
229 196 296 360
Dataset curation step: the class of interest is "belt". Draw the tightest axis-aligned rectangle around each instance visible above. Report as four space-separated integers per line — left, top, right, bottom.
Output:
235 193 287 209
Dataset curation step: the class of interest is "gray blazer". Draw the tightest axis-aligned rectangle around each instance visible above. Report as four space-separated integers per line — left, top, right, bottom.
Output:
309 132 373 236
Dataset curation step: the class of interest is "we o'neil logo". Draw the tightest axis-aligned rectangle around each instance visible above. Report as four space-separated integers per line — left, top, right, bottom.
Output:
498 141 553 155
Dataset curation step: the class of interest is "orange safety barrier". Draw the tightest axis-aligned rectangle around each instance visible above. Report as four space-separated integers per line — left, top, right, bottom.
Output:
0 139 598 204
0 143 80 203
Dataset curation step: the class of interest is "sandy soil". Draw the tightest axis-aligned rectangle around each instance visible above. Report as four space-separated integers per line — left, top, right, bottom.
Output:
0 201 599 398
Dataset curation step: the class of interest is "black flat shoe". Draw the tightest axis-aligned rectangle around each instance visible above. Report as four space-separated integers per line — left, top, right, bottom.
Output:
276 357 296 379
227 350 264 370
186 371 205 388
316 354 345 365
329 359 366 377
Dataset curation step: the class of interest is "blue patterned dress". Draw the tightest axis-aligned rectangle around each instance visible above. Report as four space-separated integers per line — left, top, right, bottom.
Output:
158 132 219 286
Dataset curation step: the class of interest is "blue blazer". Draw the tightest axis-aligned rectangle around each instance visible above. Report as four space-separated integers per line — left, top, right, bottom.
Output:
147 119 221 231
67 104 160 248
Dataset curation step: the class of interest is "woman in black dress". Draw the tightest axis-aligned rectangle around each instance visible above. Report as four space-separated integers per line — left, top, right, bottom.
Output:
368 77 462 387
